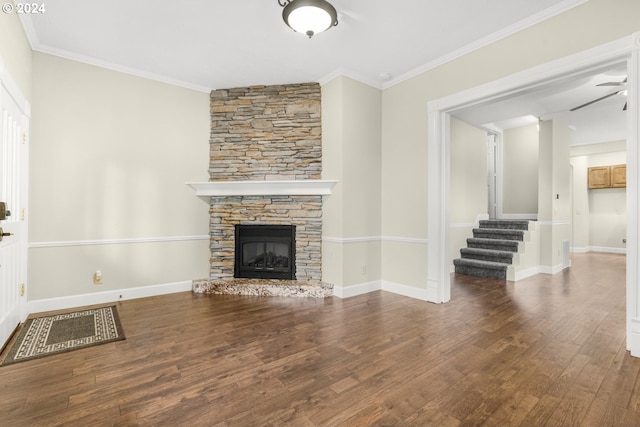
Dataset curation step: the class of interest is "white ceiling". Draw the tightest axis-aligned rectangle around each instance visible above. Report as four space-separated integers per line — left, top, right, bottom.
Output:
20 0 627 145
454 64 629 145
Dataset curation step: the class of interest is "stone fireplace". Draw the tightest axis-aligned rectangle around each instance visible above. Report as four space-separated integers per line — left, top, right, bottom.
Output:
191 83 335 297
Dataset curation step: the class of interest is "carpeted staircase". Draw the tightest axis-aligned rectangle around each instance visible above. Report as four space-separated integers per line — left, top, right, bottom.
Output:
453 219 530 280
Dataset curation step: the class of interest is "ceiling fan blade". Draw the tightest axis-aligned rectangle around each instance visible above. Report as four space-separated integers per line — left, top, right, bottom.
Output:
597 77 627 87
570 90 624 112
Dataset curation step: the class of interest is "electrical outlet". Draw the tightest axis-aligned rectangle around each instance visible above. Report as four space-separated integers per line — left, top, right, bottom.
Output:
93 270 103 285
19 283 25 296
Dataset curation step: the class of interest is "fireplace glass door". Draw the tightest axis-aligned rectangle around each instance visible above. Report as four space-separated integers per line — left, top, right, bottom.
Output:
235 225 295 279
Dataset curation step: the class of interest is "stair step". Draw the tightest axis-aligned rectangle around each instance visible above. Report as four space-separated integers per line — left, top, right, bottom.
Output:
467 238 520 252
453 258 508 280
456 220 533 280
473 228 525 241
479 220 530 230
460 247 514 264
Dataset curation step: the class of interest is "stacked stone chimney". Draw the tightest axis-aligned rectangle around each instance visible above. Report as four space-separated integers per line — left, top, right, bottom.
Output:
207 83 324 283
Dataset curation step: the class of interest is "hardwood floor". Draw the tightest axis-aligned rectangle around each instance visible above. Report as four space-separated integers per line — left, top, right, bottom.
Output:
1 253 638 426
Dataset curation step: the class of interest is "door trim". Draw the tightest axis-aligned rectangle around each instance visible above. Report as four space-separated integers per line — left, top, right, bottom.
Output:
0 56 30 348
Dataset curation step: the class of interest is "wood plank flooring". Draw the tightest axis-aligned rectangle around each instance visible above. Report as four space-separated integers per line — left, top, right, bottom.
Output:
1 253 638 426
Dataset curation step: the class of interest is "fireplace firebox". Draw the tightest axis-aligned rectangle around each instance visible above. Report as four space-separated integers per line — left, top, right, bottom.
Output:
234 225 296 280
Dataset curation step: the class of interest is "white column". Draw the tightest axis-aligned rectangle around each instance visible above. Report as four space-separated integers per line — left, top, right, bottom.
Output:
627 32 640 356
427 106 451 303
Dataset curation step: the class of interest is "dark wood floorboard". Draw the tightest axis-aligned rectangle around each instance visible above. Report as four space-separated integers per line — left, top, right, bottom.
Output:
1 253 638 426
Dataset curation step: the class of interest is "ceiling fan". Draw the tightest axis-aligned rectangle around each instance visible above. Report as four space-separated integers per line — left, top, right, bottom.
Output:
570 77 627 112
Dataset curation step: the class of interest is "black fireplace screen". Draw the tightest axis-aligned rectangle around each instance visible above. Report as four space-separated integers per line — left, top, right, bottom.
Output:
234 225 296 280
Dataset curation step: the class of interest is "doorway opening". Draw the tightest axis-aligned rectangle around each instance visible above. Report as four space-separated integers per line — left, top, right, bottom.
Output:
427 33 640 355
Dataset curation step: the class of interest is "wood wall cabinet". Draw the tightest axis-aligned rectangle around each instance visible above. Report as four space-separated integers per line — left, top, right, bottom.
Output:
588 164 626 189
588 166 610 189
611 164 626 188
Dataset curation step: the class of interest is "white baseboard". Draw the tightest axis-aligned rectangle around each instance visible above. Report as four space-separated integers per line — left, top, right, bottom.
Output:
630 318 640 357
512 266 542 281
571 246 626 254
382 280 429 301
332 280 381 298
332 279 430 302
28 280 193 314
539 263 569 275
500 213 538 220
587 246 626 254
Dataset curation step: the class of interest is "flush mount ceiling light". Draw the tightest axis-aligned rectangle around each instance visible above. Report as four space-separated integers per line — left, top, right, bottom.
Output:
279 0 338 38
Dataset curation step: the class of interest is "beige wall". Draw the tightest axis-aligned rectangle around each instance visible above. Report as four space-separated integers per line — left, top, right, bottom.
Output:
322 76 382 288
321 78 345 285
0 10 32 100
449 118 487 266
29 53 210 300
589 185 626 250
571 155 590 250
381 0 640 290
571 146 626 252
503 124 539 215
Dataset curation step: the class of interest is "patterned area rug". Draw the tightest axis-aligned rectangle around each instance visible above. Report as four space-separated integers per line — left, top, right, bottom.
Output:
1 305 125 366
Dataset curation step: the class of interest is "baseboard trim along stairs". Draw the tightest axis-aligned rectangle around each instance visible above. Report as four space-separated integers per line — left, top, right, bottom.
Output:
453 220 537 280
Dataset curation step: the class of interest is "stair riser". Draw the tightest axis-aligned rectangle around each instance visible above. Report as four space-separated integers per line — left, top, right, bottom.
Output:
479 220 529 230
455 265 507 280
461 253 513 263
467 241 519 252
473 230 524 241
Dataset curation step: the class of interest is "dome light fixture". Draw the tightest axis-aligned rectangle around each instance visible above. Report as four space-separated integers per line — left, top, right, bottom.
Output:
279 0 338 38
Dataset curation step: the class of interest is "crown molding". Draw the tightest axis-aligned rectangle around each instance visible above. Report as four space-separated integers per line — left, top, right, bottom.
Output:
32 44 212 93
382 0 590 90
17 0 587 94
18 13 208 93
16 10 40 49
321 0 588 91
318 67 383 90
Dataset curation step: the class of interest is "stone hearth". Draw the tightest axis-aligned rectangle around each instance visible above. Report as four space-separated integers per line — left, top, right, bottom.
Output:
193 278 333 298
190 82 334 298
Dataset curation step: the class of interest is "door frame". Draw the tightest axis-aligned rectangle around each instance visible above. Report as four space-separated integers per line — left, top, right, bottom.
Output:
0 57 30 347
485 129 503 220
426 33 640 356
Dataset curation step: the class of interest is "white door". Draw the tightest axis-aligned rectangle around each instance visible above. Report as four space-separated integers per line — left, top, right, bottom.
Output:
0 70 29 348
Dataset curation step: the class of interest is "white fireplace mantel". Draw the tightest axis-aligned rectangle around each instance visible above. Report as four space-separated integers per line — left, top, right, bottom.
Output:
186 180 338 199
